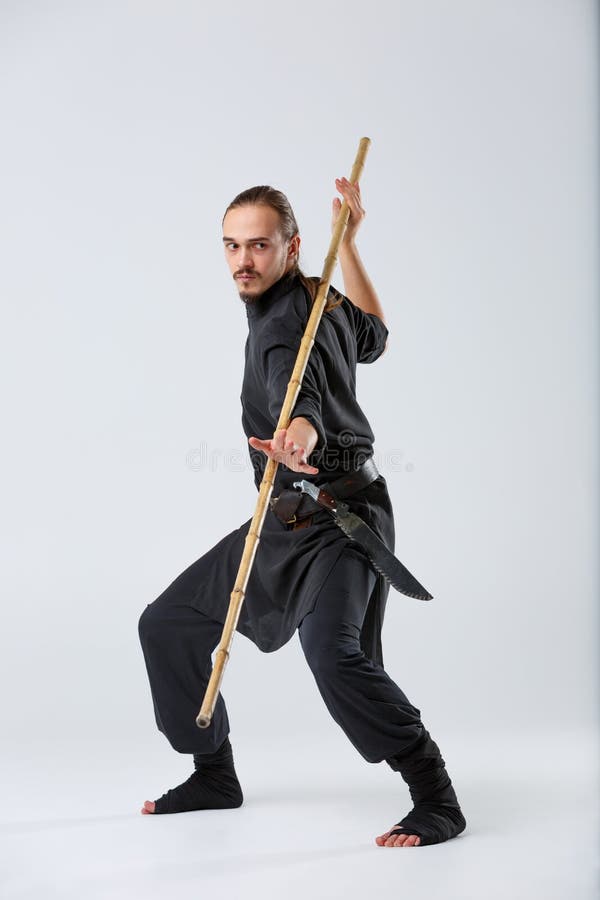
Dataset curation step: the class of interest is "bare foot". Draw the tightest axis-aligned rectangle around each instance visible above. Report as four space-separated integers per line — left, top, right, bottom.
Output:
375 826 421 847
141 801 155 815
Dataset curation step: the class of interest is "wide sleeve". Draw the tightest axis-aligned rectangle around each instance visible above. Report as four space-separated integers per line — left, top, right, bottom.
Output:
348 301 389 364
261 330 327 455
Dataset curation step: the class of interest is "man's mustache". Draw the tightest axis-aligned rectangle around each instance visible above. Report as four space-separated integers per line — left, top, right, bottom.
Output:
235 268 259 278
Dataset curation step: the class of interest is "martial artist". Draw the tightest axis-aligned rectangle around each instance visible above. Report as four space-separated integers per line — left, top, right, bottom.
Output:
138 177 466 848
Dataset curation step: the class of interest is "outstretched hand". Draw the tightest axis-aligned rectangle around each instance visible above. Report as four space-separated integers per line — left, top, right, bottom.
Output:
332 176 366 245
248 425 319 475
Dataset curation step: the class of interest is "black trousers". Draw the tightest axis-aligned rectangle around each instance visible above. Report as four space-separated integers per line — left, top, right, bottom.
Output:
138 545 425 762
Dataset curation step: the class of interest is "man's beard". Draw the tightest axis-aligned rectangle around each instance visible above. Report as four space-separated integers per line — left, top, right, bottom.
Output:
235 269 263 305
239 290 259 305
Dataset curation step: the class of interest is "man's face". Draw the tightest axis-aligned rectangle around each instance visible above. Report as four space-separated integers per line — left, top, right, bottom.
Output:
222 204 300 304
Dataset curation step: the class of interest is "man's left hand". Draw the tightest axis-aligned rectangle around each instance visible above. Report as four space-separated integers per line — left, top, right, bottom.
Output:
332 176 365 246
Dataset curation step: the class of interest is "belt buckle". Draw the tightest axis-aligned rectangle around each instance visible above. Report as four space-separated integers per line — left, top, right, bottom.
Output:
270 492 300 525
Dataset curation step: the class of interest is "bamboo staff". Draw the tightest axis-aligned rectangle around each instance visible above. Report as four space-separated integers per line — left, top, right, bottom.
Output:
196 137 372 728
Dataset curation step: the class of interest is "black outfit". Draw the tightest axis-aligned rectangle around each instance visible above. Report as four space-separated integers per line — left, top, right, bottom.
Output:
164 270 395 666
138 271 465 843
139 539 423 760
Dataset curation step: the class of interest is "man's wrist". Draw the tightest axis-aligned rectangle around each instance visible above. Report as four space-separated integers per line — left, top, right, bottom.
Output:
339 239 359 257
289 416 319 455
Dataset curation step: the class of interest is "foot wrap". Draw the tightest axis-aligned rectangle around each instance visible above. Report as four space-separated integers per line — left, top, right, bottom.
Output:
385 729 466 845
153 736 243 814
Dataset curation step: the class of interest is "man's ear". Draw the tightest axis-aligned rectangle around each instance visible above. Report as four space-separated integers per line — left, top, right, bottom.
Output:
288 233 301 262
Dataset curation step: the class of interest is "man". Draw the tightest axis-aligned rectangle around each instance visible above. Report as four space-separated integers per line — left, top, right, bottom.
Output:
137 178 467 848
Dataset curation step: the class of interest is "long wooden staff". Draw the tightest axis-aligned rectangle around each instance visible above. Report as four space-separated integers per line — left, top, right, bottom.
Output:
196 137 371 728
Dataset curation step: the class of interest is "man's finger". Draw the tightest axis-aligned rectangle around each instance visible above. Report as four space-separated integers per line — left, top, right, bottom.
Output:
272 430 287 453
298 462 319 474
248 436 273 453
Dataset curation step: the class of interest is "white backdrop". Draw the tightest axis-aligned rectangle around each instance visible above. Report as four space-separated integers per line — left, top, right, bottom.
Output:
1 1 597 762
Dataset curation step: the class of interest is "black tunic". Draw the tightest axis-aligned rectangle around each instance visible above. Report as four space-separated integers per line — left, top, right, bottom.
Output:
186 271 395 666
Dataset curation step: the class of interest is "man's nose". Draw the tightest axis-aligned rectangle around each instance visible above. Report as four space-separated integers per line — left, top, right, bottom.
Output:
239 245 253 267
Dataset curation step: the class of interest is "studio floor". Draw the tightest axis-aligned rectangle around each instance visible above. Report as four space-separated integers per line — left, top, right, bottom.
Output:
1 730 597 900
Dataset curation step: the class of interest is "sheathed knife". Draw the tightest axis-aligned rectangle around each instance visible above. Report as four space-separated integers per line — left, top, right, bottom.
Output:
293 479 433 601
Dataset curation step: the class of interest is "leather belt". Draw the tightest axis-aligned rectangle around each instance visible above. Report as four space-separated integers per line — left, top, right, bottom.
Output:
269 456 434 600
270 457 380 529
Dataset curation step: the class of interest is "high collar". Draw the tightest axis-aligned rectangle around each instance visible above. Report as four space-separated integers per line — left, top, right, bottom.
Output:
244 270 299 322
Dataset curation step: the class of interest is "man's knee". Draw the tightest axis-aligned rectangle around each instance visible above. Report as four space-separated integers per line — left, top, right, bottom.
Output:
301 635 363 680
138 599 220 653
138 600 164 645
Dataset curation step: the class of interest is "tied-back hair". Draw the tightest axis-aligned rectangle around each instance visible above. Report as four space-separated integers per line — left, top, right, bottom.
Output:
223 185 344 313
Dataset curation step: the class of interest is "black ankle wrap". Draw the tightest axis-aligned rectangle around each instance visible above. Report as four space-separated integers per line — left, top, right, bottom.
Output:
385 729 466 845
192 735 234 770
153 736 243 814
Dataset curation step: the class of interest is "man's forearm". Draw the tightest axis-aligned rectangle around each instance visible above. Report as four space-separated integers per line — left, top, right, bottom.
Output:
338 241 387 324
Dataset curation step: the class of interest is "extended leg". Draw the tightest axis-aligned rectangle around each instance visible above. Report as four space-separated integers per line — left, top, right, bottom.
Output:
138 596 229 754
298 546 465 846
298 546 423 762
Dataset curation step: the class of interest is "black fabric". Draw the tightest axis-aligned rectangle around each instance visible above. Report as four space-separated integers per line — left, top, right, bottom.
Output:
153 735 243 814
162 271 393 665
243 271 390 490
138 600 229 753
385 730 467 845
298 546 424 763
192 735 234 771
138 548 424 762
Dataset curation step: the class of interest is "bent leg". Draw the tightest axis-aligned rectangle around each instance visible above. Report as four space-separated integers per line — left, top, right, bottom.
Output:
138 592 229 754
138 591 243 814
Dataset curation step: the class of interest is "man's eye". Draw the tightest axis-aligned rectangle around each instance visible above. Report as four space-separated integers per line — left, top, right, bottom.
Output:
226 243 238 250
254 242 266 249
